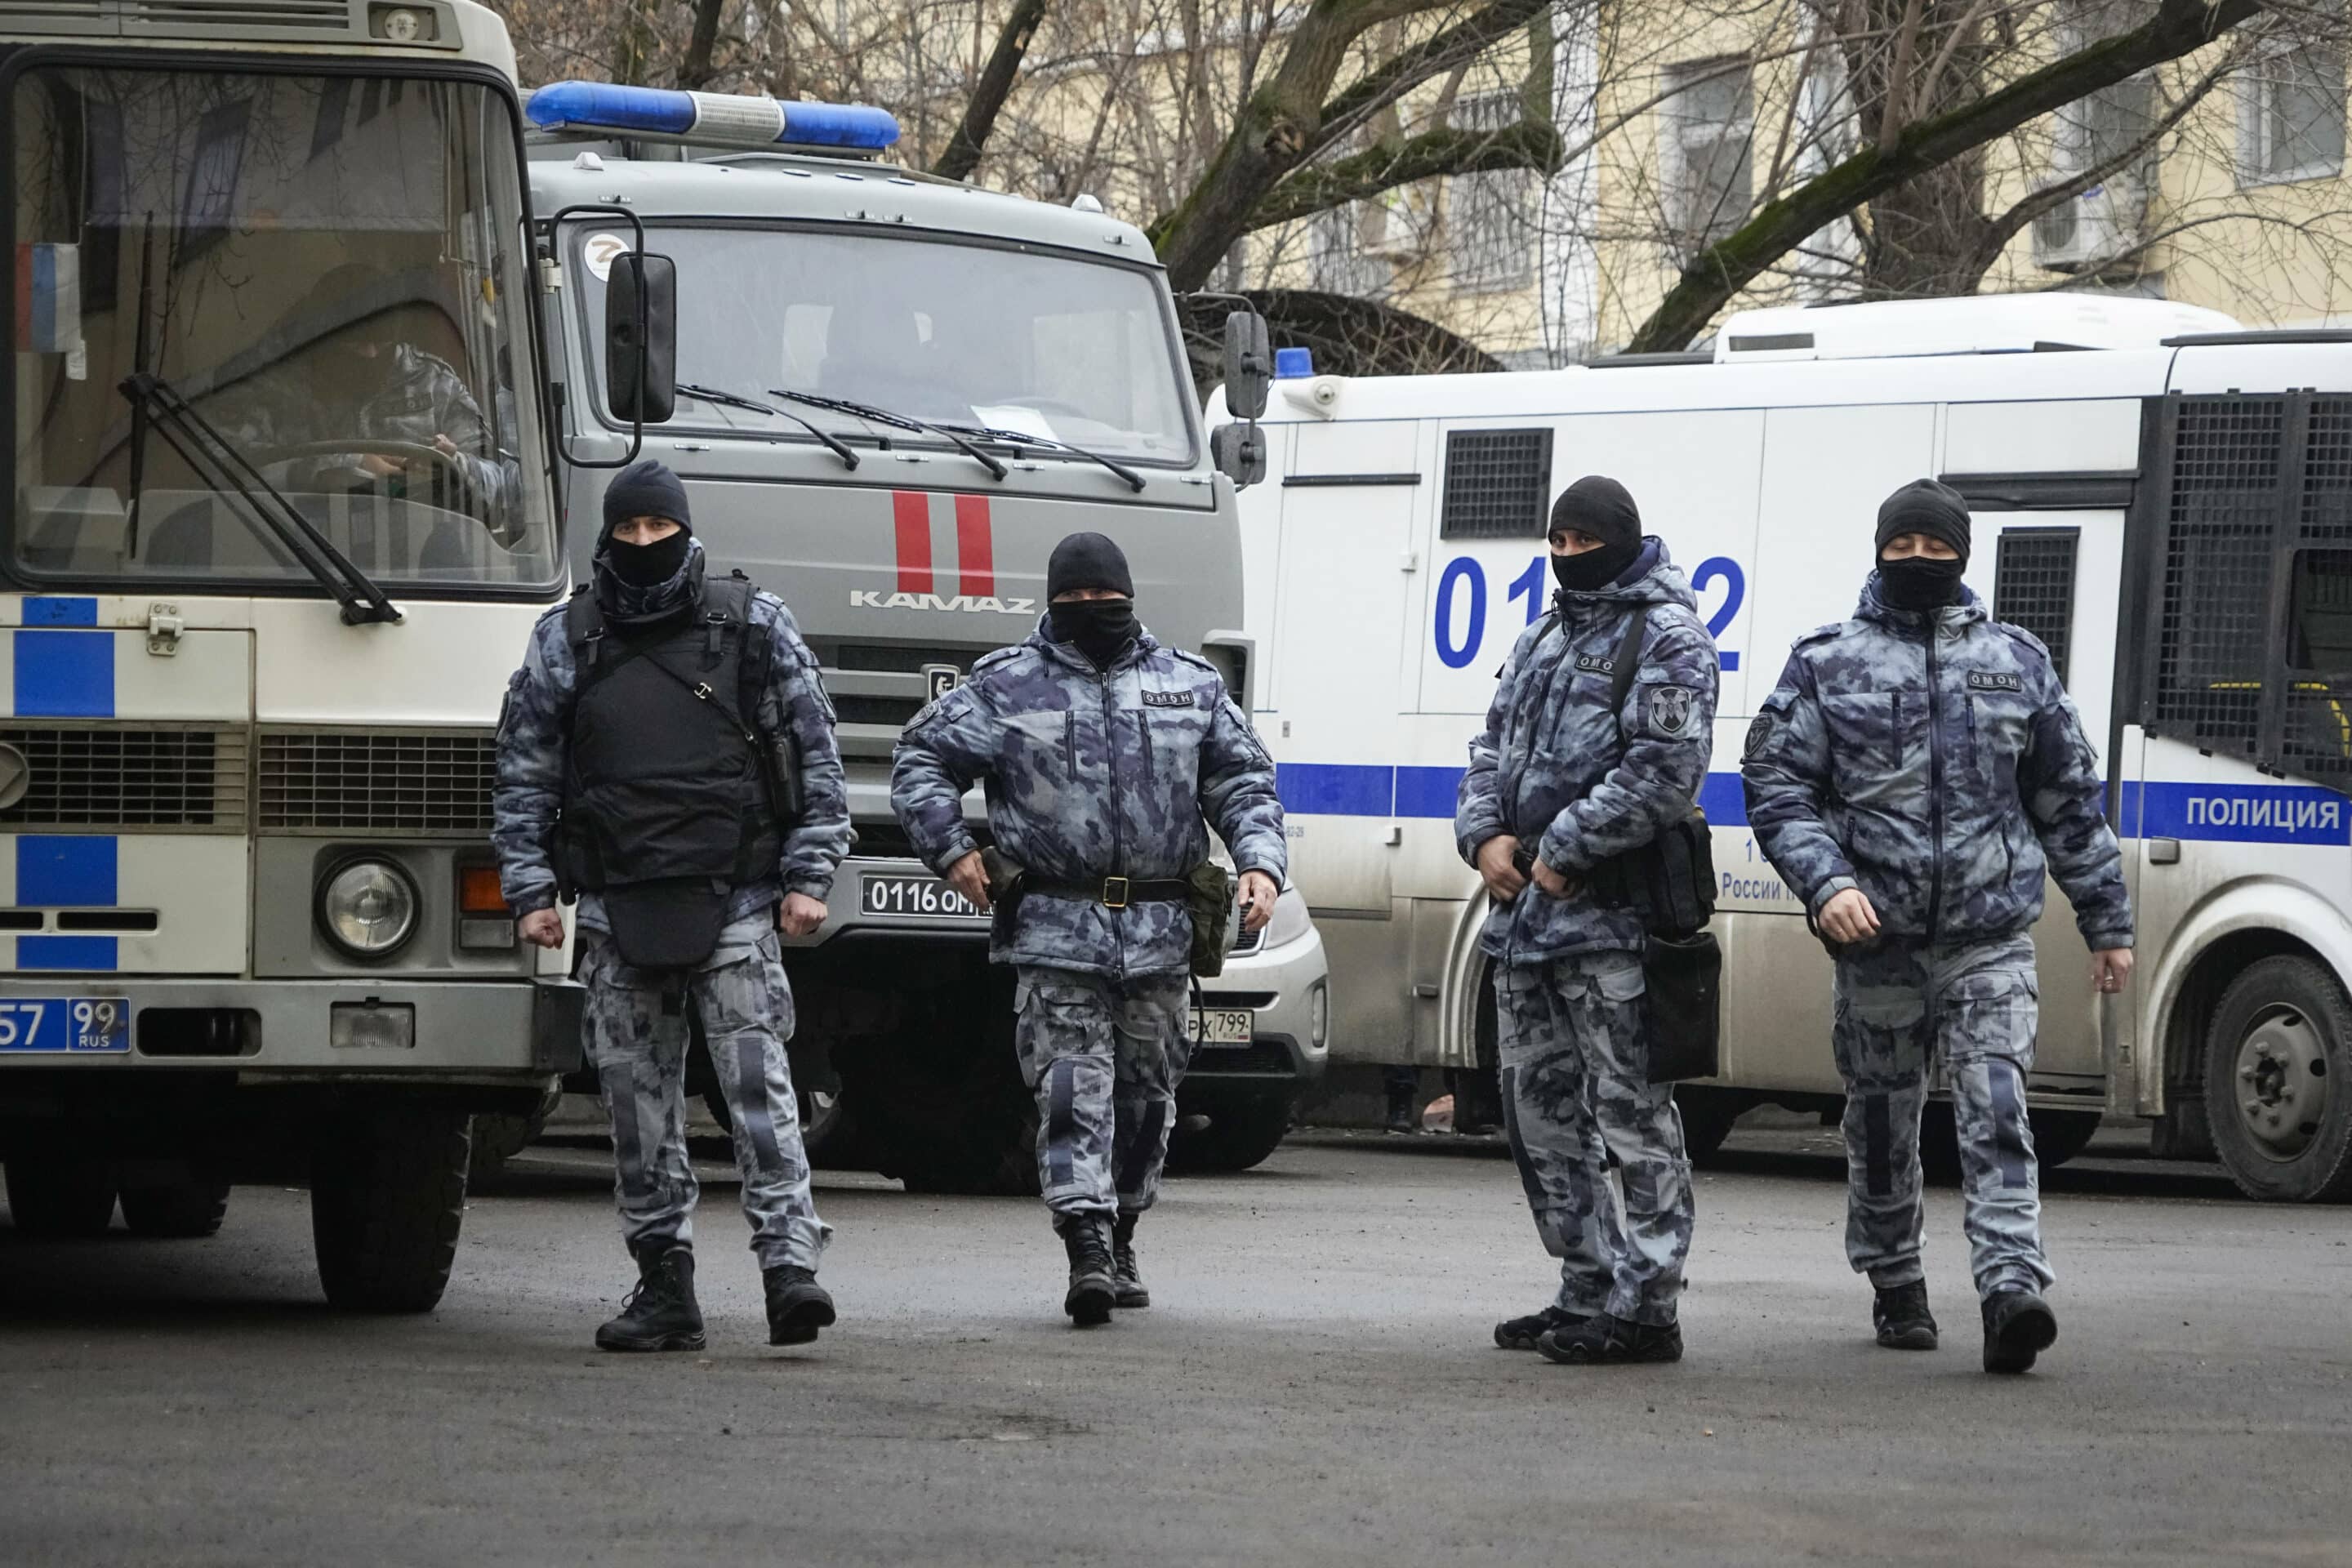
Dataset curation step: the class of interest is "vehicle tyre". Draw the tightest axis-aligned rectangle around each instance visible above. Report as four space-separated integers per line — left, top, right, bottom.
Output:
2029 1109 2102 1169
1673 1086 1746 1164
3 1159 117 1237
311 1099 472 1312
2203 955 2352 1203
118 1177 230 1238
467 1083 560 1184
1167 1087 1294 1174
1918 1101 1962 1186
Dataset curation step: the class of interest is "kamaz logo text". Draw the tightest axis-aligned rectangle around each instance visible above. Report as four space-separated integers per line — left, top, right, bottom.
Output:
850 590 1038 614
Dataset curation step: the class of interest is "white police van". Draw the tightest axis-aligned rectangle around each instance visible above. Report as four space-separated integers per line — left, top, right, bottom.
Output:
1226 295 2352 1202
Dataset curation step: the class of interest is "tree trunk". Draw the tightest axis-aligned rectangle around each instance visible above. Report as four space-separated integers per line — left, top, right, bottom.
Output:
679 0 728 90
932 0 1052 182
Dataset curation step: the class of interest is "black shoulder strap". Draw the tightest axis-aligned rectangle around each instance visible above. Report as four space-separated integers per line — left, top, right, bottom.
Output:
1608 604 1650 738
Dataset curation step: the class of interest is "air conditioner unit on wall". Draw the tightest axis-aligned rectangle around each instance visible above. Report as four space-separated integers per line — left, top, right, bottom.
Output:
2032 176 2148 274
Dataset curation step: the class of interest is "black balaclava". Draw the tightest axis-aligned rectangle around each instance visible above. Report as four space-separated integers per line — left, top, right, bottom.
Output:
1874 478 1972 612
1046 532 1139 668
599 458 694 590
1548 475 1645 594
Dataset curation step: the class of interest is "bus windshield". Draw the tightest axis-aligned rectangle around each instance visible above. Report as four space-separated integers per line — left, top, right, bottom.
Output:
576 224 1198 467
7 64 557 593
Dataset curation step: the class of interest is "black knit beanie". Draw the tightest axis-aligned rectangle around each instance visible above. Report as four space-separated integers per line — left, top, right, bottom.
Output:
1875 479 1971 562
1549 475 1642 550
1046 532 1134 599
602 458 693 542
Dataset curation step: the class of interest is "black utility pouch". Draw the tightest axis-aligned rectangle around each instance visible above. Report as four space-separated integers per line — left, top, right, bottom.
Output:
601 878 730 973
1186 861 1236 979
1642 929 1722 1084
980 847 1027 948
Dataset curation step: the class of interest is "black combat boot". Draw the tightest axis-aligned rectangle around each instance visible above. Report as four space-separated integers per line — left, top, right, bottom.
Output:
763 1264 836 1347
1111 1213 1149 1309
1057 1214 1116 1327
1873 1281 1939 1351
1536 1311 1682 1365
595 1243 706 1352
1493 1305 1586 1352
1981 1289 2058 1374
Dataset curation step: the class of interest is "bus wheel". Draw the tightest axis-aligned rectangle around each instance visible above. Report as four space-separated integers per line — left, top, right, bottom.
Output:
1168 1086 1294 1174
1672 1086 1745 1164
2203 956 2352 1203
3 1159 117 1238
311 1100 471 1312
468 1083 561 1184
119 1177 230 1238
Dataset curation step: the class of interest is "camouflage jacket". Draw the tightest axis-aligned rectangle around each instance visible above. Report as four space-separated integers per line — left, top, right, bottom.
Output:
889 626 1286 982
1741 575 2132 951
1454 541 1720 965
490 539 852 928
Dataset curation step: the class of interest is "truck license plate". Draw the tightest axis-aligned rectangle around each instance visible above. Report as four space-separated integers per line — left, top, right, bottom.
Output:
0 997 130 1054
859 873 987 920
1184 1008 1254 1046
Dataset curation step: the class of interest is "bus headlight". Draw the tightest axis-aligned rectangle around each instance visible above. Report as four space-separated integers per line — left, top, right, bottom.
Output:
317 858 420 959
1263 885 1313 950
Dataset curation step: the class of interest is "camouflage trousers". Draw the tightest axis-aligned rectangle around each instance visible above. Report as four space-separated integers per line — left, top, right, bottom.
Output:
581 932 829 1272
1833 933 2051 1299
1013 965 1193 1218
1495 952 1694 1327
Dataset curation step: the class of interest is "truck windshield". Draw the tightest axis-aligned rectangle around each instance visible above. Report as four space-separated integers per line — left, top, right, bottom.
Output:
577 224 1197 466
7 65 558 593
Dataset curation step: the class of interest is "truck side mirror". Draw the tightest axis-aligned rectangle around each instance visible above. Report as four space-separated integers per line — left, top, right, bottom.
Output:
1210 421 1266 488
1223 310 1272 421
605 252 677 425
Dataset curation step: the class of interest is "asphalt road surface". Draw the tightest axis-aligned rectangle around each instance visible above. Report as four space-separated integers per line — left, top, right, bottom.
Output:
3 1132 2347 1567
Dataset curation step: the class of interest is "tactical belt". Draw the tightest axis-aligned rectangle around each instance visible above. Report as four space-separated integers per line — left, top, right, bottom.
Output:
1023 876 1190 911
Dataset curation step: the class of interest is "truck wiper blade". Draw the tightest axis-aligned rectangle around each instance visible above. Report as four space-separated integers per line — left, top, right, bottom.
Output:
768 388 1007 483
675 382 859 471
117 372 401 626
936 423 1147 493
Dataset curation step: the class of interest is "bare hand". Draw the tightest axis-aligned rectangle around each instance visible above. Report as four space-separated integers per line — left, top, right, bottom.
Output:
944 849 991 911
1475 835 1526 904
358 452 402 479
517 907 564 949
2091 948 2133 995
1818 888 1881 945
1237 870 1279 933
432 433 460 459
777 893 827 938
1530 857 1579 900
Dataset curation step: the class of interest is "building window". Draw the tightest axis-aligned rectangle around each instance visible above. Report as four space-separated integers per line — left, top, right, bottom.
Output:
2238 44 2347 187
1308 202 1392 297
1659 59 1753 257
1445 91 1535 294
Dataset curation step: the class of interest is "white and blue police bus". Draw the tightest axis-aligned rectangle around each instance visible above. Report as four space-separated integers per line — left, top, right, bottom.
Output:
0 2 583 1304
1223 295 2352 1203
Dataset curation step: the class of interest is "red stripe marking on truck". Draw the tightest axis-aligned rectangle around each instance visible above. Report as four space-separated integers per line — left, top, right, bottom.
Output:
893 491 932 593
955 495 994 599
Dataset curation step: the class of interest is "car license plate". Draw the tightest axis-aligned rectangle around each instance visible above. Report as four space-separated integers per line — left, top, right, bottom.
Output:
0 997 129 1054
1184 1007 1254 1046
859 873 987 920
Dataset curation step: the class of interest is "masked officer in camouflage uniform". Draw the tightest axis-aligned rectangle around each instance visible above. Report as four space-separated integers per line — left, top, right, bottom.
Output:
1456 477 1717 1366
889 532 1285 1326
492 459 853 1352
1741 479 2133 1374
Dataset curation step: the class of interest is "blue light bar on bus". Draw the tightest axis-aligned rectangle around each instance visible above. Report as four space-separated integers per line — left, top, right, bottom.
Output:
525 82 900 152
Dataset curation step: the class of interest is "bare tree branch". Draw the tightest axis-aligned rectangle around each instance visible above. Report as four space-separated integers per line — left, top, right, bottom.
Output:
1246 118 1564 231
932 0 1054 180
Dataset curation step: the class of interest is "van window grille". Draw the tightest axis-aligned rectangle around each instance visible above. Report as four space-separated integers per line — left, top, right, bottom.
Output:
1440 428 1552 539
0 726 244 830
1992 528 2079 684
259 730 497 834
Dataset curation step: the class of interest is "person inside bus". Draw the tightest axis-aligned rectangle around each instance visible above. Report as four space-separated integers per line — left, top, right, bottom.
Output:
1454 476 1718 1366
1740 479 2134 1374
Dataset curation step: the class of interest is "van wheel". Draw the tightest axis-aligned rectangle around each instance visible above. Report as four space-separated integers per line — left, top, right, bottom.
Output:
312 1100 471 1312
119 1177 230 1238
3 1159 117 1237
2030 1110 2101 1169
1168 1087 1294 1174
2203 956 2352 1203
1673 1087 1745 1164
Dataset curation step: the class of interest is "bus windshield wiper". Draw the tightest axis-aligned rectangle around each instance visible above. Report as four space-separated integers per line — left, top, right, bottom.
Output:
117 372 402 626
936 423 1146 493
768 388 1007 483
675 382 860 471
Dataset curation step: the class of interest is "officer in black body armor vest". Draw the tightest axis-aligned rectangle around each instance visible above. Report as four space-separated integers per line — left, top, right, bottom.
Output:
492 460 853 1352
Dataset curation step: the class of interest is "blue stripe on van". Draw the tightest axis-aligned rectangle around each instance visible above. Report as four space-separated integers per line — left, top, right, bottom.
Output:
1394 765 1463 818
2122 780 2349 845
18 836 118 907
16 936 118 971
13 630 114 717
22 597 97 626
1279 764 1755 827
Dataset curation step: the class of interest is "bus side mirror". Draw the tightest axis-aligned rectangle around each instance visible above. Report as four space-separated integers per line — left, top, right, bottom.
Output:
1223 310 1271 420
606 252 677 425
1211 421 1266 488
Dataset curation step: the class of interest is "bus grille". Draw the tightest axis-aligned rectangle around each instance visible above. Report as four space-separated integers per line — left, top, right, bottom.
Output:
125 1 354 32
258 729 497 835
0 725 247 831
